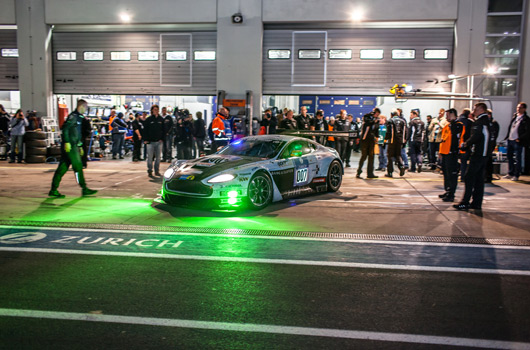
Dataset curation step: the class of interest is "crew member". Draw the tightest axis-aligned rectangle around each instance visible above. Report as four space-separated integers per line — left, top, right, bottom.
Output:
132 112 145 162
296 106 311 134
438 109 465 202
356 108 380 179
279 110 297 130
385 110 407 178
211 107 232 150
310 110 327 145
485 109 499 183
454 103 492 211
335 110 350 164
143 105 165 177
408 110 425 173
49 99 97 197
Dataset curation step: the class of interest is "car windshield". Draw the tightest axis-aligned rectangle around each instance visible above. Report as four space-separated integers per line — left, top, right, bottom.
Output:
218 139 287 159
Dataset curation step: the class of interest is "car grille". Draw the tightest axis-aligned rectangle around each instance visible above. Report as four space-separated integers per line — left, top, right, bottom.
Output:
165 180 213 197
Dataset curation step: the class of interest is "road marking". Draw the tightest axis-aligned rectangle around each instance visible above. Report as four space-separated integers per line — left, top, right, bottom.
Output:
2 225 530 250
1 247 530 276
95 175 144 191
0 308 528 349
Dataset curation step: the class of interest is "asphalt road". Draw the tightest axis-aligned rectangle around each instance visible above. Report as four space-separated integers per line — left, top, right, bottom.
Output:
1 226 530 349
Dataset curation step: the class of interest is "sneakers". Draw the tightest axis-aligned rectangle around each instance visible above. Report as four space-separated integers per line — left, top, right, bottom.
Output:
356 174 362 179
48 190 65 198
512 176 519 181
385 174 393 178
155 171 162 177
399 168 406 177
367 175 379 179
442 196 455 202
439 193 448 199
417 166 422 173
453 203 469 211
148 171 154 177
503 174 513 179
346 163 351 168
82 188 98 196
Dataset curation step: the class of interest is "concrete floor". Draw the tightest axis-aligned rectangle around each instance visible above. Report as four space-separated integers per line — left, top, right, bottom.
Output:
0 154 529 240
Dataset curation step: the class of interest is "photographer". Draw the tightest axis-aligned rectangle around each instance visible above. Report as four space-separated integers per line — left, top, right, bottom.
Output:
175 110 194 160
9 109 28 163
193 111 206 157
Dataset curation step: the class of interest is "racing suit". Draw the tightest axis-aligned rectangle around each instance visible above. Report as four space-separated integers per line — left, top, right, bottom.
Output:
50 110 91 192
408 117 425 172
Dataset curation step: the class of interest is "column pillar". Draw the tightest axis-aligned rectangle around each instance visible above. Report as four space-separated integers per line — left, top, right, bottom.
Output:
16 0 54 117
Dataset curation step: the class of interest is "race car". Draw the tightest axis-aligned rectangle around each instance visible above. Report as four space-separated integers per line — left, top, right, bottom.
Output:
161 135 343 210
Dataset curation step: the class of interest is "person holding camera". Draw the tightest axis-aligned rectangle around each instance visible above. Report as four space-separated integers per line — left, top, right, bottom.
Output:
175 110 194 160
356 108 380 178
9 109 29 163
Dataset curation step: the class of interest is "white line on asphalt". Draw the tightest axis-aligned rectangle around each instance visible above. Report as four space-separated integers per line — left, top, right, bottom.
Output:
0 308 528 349
1 225 530 250
313 200 429 205
95 175 144 191
1 247 530 276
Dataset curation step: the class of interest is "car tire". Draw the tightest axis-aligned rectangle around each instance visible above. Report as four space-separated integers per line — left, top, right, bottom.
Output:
26 147 47 156
25 155 46 163
24 131 46 140
327 160 342 192
246 172 273 210
26 139 47 148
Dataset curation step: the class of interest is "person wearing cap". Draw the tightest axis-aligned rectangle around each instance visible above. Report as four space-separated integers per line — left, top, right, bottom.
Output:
111 112 128 159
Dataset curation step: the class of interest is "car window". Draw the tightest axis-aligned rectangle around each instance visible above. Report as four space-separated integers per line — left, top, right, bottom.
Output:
281 140 313 158
219 139 286 159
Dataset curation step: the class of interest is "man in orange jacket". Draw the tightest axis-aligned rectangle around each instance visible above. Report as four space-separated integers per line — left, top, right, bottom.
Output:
439 108 465 202
211 107 232 151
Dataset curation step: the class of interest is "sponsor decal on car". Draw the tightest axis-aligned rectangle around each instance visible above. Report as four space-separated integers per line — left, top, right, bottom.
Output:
311 177 326 183
179 175 195 180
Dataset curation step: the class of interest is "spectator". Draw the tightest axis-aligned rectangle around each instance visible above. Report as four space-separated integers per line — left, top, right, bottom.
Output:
111 112 128 159
345 114 355 167
353 117 362 153
428 108 446 170
9 109 28 163
132 112 146 162
335 110 349 164
81 113 92 168
162 107 175 162
357 108 380 178
385 110 407 178
193 111 206 157
423 115 433 160
503 102 529 181
279 110 297 130
26 110 41 131
126 113 135 129
485 109 500 183
408 110 425 173
0 104 10 138
175 111 194 160
376 115 388 171
439 108 465 202
296 106 312 134
457 109 473 181
143 105 165 177
327 117 336 148
397 108 409 169
311 110 327 145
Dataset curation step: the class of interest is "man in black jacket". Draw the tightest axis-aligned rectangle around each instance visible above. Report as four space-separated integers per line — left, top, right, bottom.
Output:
49 99 97 197
485 109 499 183
335 110 350 165
457 109 473 181
454 103 492 211
162 107 175 162
143 105 165 177
503 102 529 181
356 108 380 179
385 111 407 178
193 111 206 157
408 110 425 173
132 112 145 162
175 110 194 160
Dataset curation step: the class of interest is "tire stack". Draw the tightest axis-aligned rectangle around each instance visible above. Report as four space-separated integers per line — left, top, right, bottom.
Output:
24 131 47 163
47 144 62 162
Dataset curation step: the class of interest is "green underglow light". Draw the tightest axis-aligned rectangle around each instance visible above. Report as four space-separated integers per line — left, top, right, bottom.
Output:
227 198 237 205
227 191 238 198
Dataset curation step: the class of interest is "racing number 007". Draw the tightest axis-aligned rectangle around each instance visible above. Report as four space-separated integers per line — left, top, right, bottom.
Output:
296 168 308 183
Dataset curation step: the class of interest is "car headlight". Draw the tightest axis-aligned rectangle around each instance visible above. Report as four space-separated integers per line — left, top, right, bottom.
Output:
164 168 176 180
208 174 236 183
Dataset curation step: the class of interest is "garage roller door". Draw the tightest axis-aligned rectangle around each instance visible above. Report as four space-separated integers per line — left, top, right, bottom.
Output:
52 31 216 95
0 29 18 91
263 27 454 95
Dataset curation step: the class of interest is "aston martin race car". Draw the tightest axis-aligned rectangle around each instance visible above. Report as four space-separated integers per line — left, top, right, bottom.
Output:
161 135 343 210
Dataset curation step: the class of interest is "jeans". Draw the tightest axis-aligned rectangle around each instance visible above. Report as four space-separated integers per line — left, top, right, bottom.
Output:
378 143 387 169
507 140 524 177
409 141 423 171
195 137 205 157
163 133 174 160
112 133 125 157
9 135 24 162
146 141 162 173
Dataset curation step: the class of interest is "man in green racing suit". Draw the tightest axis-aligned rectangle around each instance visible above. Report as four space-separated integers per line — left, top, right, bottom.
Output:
49 99 97 198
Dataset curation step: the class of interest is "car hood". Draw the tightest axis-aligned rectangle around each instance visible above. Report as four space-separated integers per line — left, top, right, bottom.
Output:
173 154 264 180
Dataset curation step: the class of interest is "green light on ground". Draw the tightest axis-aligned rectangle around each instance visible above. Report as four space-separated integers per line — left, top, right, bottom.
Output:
227 198 237 205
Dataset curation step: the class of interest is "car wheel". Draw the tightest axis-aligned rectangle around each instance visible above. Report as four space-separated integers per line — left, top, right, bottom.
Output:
247 172 273 210
327 160 342 192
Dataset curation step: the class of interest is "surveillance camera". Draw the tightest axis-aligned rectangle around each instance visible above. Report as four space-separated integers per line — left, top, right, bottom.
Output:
232 13 243 24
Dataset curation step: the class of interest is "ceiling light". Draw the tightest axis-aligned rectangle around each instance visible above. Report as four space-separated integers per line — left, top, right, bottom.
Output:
350 9 364 22
119 13 131 22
